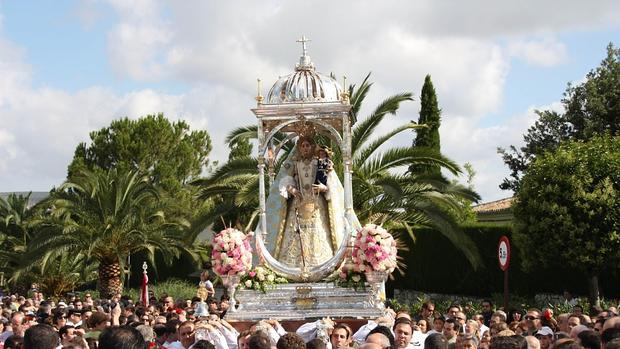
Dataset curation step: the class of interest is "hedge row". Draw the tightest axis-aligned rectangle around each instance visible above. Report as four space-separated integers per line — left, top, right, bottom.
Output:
125 224 620 299
387 224 620 298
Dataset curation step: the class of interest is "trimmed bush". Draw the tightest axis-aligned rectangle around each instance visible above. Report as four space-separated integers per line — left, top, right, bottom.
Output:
388 224 620 298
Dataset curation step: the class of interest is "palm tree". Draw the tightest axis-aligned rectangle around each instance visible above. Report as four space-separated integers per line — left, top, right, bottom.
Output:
346 75 482 267
192 157 260 232
195 74 481 267
13 252 98 298
23 168 192 298
0 193 34 284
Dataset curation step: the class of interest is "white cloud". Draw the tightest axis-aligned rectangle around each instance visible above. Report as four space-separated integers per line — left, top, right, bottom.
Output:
99 0 620 88
105 0 173 80
395 0 620 37
110 85 254 163
0 23 32 108
0 129 18 174
509 38 568 67
0 81 256 192
327 28 510 118
440 101 564 201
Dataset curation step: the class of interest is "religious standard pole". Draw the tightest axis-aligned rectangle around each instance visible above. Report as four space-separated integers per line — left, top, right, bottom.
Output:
256 79 267 241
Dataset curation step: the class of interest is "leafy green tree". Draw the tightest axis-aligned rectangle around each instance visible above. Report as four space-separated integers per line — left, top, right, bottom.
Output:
196 74 482 268
69 114 212 191
69 113 212 223
513 134 620 307
499 43 620 191
25 168 192 298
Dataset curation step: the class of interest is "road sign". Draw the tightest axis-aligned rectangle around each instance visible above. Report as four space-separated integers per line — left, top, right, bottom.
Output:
498 236 510 271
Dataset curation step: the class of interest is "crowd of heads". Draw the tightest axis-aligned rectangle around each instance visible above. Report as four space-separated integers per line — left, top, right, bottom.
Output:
0 289 619 349
403 298 620 349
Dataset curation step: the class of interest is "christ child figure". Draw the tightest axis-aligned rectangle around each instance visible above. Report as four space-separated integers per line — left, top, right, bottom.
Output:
314 146 333 187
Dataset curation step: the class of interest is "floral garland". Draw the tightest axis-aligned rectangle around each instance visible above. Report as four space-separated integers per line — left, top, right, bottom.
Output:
240 266 288 293
351 224 398 274
211 228 253 277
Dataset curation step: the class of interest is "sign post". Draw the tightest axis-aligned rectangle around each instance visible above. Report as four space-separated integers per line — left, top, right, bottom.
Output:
498 236 511 310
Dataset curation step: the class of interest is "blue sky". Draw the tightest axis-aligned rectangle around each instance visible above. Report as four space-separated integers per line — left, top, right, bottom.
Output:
1 0 619 202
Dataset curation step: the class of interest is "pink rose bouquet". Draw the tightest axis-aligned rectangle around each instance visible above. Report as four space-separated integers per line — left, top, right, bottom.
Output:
351 224 398 274
211 228 253 277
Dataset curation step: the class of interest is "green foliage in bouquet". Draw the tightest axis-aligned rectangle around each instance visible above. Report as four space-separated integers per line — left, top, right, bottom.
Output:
239 266 287 293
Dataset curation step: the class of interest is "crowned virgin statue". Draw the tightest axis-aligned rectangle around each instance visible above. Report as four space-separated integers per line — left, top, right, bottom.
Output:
264 135 346 269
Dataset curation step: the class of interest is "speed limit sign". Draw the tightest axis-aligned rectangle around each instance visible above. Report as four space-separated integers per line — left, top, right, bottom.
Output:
498 236 511 271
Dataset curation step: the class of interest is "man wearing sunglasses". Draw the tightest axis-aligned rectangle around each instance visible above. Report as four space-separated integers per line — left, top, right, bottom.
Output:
525 309 543 335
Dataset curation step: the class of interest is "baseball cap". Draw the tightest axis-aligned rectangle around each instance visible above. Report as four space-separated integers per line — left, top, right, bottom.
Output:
535 326 554 337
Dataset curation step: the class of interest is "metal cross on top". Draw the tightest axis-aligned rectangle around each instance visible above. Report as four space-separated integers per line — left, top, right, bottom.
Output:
297 35 311 57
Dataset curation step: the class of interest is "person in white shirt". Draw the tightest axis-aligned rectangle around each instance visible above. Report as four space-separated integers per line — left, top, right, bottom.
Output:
200 271 215 298
353 316 395 345
471 315 489 338
426 317 445 336
296 318 334 344
215 319 240 349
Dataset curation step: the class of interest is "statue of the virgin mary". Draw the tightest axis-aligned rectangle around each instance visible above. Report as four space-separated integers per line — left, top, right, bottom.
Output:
264 136 346 269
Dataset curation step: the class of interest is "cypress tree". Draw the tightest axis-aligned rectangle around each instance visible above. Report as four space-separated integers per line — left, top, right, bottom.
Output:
411 74 442 174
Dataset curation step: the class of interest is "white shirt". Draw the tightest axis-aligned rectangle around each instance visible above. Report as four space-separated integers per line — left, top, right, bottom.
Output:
218 324 240 349
296 320 327 343
479 324 489 338
208 327 231 349
205 280 215 296
352 321 378 345
67 320 82 327
410 331 427 349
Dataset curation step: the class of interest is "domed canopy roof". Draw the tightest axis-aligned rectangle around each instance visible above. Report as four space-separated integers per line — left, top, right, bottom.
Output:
266 37 342 104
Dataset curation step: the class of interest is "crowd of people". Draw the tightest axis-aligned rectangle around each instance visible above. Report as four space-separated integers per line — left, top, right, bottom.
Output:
1 289 620 349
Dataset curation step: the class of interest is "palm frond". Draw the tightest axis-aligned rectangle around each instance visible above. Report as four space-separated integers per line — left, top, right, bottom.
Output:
349 73 373 123
359 147 462 178
353 122 422 167
225 125 259 145
351 92 414 152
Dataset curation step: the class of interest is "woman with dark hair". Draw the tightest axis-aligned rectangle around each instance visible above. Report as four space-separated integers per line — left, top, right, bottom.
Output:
508 309 523 323
52 310 67 331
